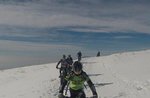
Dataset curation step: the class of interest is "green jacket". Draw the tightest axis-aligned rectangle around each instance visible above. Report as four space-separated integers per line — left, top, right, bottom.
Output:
65 71 89 90
59 71 97 96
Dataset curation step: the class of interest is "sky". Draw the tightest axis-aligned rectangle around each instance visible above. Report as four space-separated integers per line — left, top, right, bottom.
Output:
0 0 150 69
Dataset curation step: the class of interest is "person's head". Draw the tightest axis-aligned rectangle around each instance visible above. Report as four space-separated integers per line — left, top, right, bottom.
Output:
68 54 71 57
72 61 83 75
63 54 66 59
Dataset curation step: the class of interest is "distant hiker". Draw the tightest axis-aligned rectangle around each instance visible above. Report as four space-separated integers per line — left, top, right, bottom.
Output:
77 51 82 61
58 61 98 98
97 51 100 57
56 55 69 78
66 54 73 66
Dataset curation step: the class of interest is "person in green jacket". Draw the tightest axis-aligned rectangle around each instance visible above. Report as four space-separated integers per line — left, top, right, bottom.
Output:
58 61 98 98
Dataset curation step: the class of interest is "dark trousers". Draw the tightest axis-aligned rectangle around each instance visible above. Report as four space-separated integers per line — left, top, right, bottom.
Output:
69 88 86 98
59 68 68 85
78 56 81 61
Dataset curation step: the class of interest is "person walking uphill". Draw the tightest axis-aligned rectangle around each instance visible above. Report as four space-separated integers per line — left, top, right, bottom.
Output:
58 61 98 98
56 55 69 79
66 55 73 66
97 51 100 57
77 51 82 61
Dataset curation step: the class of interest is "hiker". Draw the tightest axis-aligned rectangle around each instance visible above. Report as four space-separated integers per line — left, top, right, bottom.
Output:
97 51 100 57
58 61 98 98
66 55 73 73
66 55 73 66
56 55 69 78
77 51 82 61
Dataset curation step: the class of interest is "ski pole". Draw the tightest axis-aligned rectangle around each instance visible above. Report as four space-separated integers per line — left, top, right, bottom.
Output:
65 81 70 96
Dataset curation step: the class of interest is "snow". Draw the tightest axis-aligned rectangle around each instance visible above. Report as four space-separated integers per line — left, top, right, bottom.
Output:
0 50 150 98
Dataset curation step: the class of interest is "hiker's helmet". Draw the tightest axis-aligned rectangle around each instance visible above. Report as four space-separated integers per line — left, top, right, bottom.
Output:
63 54 66 59
68 54 71 57
72 61 82 73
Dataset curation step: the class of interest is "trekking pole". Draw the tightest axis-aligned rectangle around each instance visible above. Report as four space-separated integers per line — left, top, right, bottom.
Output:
65 81 70 96
84 84 87 89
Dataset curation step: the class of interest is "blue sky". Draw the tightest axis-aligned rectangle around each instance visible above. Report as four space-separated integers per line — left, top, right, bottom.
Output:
0 0 150 69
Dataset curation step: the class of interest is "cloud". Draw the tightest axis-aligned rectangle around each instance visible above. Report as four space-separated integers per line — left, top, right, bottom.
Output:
0 0 150 34
113 36 134 39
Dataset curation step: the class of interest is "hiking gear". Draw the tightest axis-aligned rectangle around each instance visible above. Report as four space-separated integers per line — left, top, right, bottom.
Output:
65 81 70 96
59 71 89 93
56 59 68 69
72 61 82 73
65 71 90 90
56 57 70 80
59 62 98 98
70 88 86 98
59 68 68 85
89 85 97 95
74 70 81 75
66 55 73 65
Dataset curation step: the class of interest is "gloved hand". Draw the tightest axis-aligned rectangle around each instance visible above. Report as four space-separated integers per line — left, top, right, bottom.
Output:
58 93 64 98
93 94 98 98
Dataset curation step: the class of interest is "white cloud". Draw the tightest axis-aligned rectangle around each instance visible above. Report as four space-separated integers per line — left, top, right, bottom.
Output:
113 36 134 39
0 1 150 34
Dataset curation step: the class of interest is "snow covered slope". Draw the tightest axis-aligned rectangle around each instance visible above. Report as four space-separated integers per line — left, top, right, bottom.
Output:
0 50 150 98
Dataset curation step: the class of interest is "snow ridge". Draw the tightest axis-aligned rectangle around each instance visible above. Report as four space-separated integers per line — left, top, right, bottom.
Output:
0 50 150 98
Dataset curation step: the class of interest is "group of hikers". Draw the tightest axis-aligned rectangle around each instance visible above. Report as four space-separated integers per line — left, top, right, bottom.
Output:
56 51 98 98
